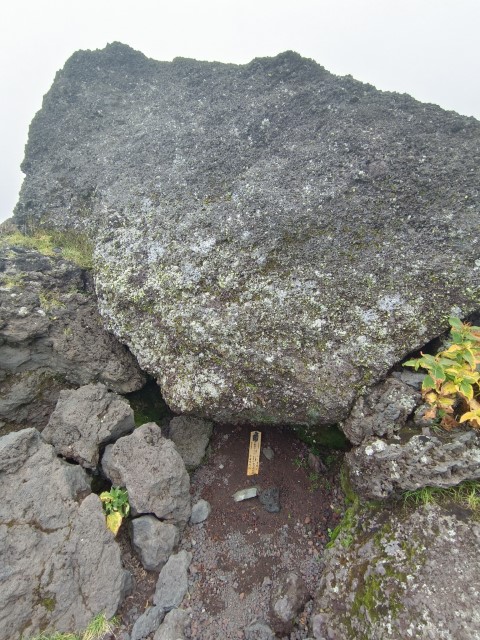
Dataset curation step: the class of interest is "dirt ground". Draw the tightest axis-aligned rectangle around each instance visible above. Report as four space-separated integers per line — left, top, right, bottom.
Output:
117 422 346 639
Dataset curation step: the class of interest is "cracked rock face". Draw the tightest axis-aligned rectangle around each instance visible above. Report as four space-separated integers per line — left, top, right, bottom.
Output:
345 428 480 499
42 383 135 468
311 502 480 640
0 245 145 434
14 43 480 424
0 428 130 640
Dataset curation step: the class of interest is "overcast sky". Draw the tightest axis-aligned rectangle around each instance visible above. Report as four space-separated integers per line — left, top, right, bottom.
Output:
1 0 479 222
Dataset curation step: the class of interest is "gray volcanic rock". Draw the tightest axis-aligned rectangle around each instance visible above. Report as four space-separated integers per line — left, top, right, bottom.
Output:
131 515 179 571
168 416 213 470
42 383 134 468
0 244 145 434
270 572 309 635
14 43 480 424
102 422 191 525
0 428 130 640
345 429 480 499
311 502 480 640
154 608 191 640
340 377 420 444
153 550 192 611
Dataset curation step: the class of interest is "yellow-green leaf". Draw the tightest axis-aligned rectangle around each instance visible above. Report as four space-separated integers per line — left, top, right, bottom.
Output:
106 512 123 536
422 375 436 391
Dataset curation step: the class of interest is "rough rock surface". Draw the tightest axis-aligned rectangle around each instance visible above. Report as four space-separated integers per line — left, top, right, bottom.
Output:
345 428 480 499
168 416 213 470
270 571 309 635
0 244 145 433
42 383 134 467
0 428 130 640
244 621 276 640
190 499 211 524
340 378 420 444
131 606 165 640
14 43 480 425
102 422 191 525
131 515 179 571
154 608 191 640
153 550 192 611
311 502 480 640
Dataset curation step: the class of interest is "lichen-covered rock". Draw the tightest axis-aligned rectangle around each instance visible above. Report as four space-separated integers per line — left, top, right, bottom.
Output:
102 422 191 526
0 244 145 434
0 428 130 640
131 515 179 571
42 383 134 468
311 502 480 640
345 428 480 499
168 416 213 470
340 378 420 444
14 43 480 424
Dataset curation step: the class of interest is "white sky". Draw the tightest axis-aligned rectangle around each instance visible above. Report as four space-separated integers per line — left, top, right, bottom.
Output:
1 0 479 222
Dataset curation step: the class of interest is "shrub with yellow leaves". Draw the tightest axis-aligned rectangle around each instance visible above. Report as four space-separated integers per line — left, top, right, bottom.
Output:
403 317 480 430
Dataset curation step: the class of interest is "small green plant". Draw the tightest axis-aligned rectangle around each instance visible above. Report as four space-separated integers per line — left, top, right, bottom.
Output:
100 487 130 536
403 480 480 513
39 290 66 312
27 613 118 640
403 317 480 430
293 455 307 470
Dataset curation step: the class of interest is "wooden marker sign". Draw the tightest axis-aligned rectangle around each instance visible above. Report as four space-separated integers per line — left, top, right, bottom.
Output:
247 430 261 476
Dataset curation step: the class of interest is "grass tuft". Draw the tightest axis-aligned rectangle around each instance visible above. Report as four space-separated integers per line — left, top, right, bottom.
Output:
1 229 93 269
403 479 480 513
26 613 118 640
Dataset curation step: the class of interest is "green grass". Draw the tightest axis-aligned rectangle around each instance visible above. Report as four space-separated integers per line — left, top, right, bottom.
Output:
27 613 118 640
403 480 480 513
1 229 93 269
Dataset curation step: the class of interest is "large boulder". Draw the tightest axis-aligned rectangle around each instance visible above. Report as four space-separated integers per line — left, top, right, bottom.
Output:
42 383 134 468
0 244 145 434
14 43 480 424
0 428 130 640
102 422 191 526
311 501 480 639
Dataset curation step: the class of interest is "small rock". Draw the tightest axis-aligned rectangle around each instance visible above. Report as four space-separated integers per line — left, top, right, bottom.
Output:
271 572 310 635
244 620 275 640
153 550 192 611
190 499 211 524
259 487 280 513
307 453 326 475
153 607 191 640
168 416 213 471
262 446 274 461
304 516 311 525
240 592 245 600
233 487 258 502
131 516 179 572
131 606 165 640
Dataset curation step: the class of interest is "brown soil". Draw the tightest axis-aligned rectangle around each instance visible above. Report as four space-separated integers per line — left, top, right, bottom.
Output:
116 422 346 639
181 423 345 639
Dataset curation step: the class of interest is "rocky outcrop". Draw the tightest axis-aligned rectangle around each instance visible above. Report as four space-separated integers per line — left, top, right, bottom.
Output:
311 502 480 639
0 428 130 640
14 43 479 425
340 377 420 444
345 428 480 499
102 422 191 526
153 550 192 611
0 244 145 434
168 416 213 470
42 383 134 468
